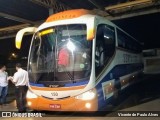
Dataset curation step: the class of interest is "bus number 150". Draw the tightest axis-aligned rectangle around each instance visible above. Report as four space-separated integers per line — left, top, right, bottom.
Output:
51 92 58 96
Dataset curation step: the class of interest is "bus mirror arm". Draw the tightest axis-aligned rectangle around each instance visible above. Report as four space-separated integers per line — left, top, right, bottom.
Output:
87 28 95 40
15 27 37 49
86 21 95 41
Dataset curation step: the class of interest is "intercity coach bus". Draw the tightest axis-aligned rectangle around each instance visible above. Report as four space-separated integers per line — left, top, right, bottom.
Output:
15 9 143 111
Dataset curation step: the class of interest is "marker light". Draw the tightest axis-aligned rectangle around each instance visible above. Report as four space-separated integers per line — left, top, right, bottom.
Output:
26 90 38 99
39 29 54 36
75 89 96 100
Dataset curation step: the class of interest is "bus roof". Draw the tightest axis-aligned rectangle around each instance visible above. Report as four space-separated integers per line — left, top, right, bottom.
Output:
46 9 94 22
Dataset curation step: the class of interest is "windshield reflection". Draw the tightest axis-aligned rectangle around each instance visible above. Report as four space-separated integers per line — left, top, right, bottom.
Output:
28 24 92 86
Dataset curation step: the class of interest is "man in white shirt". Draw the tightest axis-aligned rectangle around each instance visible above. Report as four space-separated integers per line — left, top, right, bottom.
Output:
0 64 8 106
10 63 29 112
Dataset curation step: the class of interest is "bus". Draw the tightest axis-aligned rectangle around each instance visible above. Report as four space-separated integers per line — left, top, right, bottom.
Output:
143 48 160 74
15 9 143 111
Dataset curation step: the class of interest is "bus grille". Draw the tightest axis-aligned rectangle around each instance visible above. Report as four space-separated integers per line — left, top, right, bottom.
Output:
41 95 70 100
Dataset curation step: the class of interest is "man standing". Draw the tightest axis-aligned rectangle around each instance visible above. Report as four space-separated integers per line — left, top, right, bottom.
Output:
0 64 8 106
11 63 29 112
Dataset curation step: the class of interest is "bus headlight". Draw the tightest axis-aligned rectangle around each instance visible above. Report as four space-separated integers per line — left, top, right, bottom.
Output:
26 90 38 99
75 89 96 100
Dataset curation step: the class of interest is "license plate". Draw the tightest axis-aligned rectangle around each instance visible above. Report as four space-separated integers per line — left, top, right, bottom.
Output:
49 104 61 109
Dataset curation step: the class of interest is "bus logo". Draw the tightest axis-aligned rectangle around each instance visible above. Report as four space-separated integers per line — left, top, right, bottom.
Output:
49 85 59 88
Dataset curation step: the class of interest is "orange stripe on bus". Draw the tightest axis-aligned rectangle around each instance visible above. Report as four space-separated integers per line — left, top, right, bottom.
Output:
30 85 86 91
46 9 93 22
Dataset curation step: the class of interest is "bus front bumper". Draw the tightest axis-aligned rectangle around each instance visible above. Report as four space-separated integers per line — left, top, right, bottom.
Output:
27 95 98 111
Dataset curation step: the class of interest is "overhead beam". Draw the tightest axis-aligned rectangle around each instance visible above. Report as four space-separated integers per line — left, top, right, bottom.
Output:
0 24 30 32
0 33 32 40
0 20 43 33
0 20 44 40
92 9 109 17
51 0 70 13
107 6 160 20
0 34 16 40
30 0 70 13
0 12 35 24
88 0 104 10
105 0 153 11
29 0 53 8
1 8 160 39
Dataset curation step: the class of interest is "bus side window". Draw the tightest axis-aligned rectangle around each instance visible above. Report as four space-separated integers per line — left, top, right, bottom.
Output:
103 25 115 57
95 24 115 77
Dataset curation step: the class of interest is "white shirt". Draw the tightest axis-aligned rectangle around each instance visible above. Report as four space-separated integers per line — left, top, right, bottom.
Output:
13 68 29 86
0 70 8 87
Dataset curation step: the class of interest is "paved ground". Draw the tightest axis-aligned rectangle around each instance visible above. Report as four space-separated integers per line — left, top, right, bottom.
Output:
0 74 160 120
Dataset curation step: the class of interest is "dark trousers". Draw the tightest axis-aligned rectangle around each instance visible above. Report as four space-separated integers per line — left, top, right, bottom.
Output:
15 86 28 112
0 86 8 105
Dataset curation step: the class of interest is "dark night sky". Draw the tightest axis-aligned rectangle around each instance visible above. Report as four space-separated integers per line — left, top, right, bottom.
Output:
0 35 32 58
0 12 160 59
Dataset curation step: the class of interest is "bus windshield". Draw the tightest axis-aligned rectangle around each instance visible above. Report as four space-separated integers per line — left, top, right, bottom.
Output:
28 24 92 86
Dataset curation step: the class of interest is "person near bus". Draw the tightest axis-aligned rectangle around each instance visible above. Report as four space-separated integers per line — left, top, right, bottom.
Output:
10 63 29 112
0 64 10 106
58 47 70 67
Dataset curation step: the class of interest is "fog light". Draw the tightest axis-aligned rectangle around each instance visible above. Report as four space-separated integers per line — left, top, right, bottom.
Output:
27 101 32 106
85 103 91 109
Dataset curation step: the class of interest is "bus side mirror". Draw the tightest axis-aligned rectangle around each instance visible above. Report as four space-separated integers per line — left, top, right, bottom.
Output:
15 27 37 49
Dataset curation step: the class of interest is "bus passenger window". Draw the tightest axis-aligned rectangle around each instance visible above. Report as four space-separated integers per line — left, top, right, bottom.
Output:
95 24 115 77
